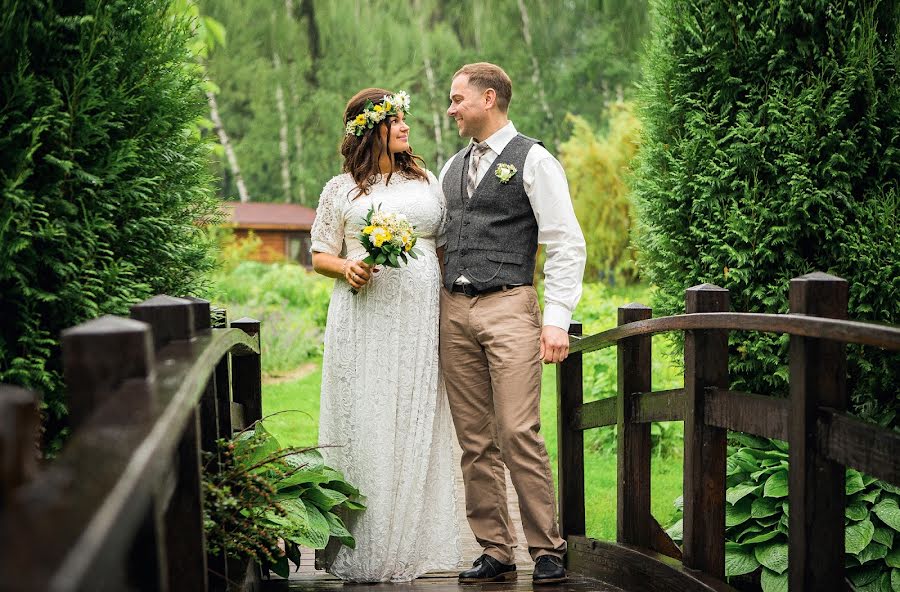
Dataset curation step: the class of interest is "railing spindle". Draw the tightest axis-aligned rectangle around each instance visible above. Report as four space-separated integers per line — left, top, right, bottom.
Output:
231 318 262 429
788 272 848 592
0 386 38 507
682 284 729 578
617 304 653 548
558 321 585 541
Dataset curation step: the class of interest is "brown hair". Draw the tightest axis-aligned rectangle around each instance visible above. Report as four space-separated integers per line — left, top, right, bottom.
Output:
453 62 513 112
340 88 428 198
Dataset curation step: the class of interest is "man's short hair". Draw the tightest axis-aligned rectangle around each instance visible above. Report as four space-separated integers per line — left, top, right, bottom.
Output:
453 62 512 113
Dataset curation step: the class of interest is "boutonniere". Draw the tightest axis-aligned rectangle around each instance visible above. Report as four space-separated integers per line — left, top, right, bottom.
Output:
494 163 517 184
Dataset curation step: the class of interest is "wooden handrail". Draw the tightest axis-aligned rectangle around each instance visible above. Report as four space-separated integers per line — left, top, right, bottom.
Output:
0 296 261 592
558 272 900 592
569 311 900 355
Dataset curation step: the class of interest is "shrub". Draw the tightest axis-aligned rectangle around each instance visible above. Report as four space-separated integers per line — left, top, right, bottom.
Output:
633 0 900 420
0 0 220 449
560 103 642 284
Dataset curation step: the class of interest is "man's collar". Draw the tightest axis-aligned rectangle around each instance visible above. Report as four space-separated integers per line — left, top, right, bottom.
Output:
470 121 517 155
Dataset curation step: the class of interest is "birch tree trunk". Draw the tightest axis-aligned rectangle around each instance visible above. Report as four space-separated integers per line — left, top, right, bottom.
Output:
273 52 293 202
207 89 250 203
414 0 445 165
289 80 307 204
515 0 556 147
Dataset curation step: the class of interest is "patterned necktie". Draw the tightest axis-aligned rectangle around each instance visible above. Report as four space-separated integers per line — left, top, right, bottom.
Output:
466 142 490 198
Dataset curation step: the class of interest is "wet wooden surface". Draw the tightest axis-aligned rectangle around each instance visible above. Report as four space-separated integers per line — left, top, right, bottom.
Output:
260 570 624 592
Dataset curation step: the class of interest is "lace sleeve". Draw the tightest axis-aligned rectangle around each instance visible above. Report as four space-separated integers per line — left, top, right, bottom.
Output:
429 170 448 247
311 176 346 255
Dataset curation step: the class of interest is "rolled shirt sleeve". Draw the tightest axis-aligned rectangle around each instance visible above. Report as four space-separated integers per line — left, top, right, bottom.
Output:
523 149 587 331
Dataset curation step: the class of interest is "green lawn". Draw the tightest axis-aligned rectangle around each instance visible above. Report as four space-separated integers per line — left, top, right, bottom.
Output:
261 360 683 542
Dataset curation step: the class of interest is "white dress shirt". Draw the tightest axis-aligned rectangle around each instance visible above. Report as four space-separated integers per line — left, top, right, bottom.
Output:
438 121 586 331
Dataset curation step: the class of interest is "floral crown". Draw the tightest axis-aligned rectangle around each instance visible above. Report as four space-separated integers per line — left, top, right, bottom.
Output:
344 91 411 137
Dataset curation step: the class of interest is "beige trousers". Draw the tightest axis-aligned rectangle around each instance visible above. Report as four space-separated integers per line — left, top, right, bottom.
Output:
439 285 566 564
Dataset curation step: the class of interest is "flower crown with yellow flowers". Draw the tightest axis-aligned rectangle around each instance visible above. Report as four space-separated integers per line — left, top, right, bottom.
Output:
344 91 411 137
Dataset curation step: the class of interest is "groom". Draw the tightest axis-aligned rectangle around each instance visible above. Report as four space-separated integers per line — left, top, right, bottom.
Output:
437 62 586 585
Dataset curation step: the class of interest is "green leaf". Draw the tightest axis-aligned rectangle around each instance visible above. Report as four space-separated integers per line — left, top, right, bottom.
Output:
763 470 789 498
752 497 781 519
874 498 900 532
849 564 883 587
754 540 788 575
846 518 876 555
285 541 302 569
760 566 788 592
726 498 753 527
891 569 899 592
269 555 289 578
856 541 888 565
873 526 894 549
666 518 683 543
725 542 760 576
727 482 762 505
886 545 900 569
341 499 367 511
847 501 870 521
303 485 348 511
847 469 867 495
855 488 882 505
730 433 770 449
741 529 781 545
324 511 356 548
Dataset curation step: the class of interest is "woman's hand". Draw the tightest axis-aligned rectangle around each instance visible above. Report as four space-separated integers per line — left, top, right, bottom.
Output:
343 259 374 290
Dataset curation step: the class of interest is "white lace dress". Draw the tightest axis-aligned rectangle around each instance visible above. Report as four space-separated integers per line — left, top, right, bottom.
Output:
310 171 461 582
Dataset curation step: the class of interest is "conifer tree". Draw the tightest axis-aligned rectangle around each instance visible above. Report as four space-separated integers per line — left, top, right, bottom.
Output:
634 1 899 418
0 0 220 449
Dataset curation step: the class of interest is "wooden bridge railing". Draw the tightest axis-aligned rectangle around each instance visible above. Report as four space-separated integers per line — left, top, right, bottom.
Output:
0 295 262 592
557 272 900 592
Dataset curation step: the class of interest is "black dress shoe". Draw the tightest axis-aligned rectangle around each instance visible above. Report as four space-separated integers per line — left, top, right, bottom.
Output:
458 554 517 583
532 555 567 584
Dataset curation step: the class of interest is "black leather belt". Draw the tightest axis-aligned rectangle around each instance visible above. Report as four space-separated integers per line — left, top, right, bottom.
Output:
450 283 529 297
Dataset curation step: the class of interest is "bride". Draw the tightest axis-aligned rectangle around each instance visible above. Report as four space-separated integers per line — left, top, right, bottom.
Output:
309 88 460 582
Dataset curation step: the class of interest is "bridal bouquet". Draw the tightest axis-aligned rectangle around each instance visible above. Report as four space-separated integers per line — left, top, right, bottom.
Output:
351 205 420 292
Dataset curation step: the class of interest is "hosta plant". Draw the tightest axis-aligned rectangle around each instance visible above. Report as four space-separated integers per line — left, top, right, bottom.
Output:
203 420 365 577
666 433 900 592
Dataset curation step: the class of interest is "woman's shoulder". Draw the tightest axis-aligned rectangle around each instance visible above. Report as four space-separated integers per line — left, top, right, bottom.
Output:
322 172 354 191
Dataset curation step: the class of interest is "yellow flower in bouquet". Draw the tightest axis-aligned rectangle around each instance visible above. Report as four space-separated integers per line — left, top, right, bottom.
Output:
357 204 421 268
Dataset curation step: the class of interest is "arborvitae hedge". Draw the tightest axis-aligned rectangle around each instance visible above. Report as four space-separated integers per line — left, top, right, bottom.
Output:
0 0 219 448
634 1 899 421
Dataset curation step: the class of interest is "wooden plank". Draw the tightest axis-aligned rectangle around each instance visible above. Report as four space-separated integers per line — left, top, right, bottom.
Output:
819 410 900 486
557 321 585 539
572 398 616 430
0 386 38 506
704 389 788 441
788 272 849 592
568 312 900 356
130 295 196 351
231 318 263 428
650 516 683 561
634 389 684 424
682 284 728 579
566 536 738 592
617 304 652 548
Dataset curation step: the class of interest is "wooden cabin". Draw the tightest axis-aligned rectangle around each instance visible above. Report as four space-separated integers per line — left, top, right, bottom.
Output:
222 201 316 266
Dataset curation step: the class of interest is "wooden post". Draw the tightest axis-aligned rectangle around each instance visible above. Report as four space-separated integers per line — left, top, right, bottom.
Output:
788 272 848 592
131 295 208 592
682 284 729 578
62 315 155 431
0 386 39 506
231 318 262 428
617 304 652 548
557 321 585 541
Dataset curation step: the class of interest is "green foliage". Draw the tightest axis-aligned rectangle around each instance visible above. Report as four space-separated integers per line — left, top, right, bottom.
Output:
634 1 900 419
203 420 364 577
0 0 220 449
560 103 642 284
665 434 900 592
206 260 332 375
198 0 650 205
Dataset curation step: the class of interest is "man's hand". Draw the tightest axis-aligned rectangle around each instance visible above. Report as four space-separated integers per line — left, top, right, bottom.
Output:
540 325 570 364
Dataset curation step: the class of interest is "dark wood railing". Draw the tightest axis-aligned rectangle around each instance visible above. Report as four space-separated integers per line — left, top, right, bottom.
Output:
0 295 262 592
557 272 900 592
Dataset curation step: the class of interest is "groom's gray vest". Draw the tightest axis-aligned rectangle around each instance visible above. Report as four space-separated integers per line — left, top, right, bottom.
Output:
442 134 540 292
